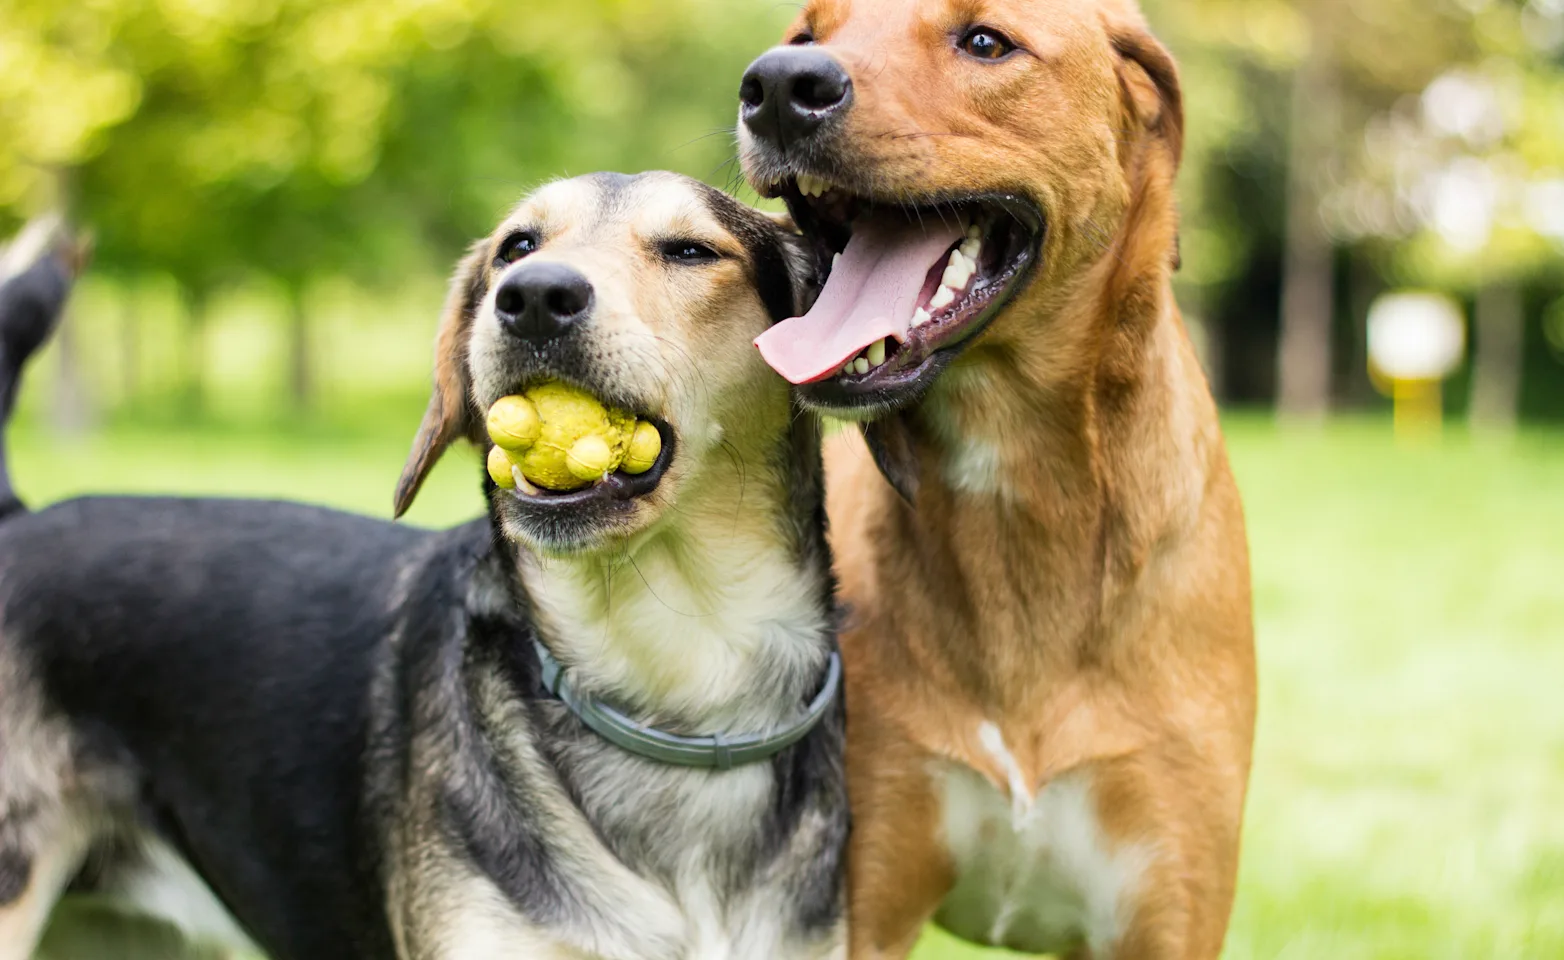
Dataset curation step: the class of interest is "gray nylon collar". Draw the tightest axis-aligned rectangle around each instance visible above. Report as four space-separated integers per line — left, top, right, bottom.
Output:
533 640 841 770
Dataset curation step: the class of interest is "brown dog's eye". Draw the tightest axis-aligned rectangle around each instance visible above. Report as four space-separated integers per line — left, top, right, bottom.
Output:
959 27 1014 61
496 232 538 266
660 240 720 264
788 31 814 45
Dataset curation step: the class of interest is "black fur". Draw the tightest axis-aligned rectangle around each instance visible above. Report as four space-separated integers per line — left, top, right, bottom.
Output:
0 498 419 957
863 414 923 506
699 182 809 325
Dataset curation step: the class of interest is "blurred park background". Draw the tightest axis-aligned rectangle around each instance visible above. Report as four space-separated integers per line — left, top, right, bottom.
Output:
3 0 1563 957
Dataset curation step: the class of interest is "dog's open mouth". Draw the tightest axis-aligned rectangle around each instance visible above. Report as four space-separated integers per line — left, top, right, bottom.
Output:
505 418 677 509
754 178 1042 410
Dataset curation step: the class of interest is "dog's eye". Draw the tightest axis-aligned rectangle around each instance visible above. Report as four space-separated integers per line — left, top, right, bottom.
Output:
496 232 538 266
788 29 814 45
959 27 1014 61
661 240 720 264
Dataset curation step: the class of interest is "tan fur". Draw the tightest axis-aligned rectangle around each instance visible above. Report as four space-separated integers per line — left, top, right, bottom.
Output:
756 1 1256 957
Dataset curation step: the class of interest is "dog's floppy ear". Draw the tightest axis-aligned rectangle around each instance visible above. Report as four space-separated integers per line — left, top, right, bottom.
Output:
763 211 822 320
1110 24 1184 171
1109 21 1185 271
394 239 490 519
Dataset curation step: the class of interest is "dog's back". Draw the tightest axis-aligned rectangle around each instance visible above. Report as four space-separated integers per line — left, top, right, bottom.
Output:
0 496 462 958
0 228 454 958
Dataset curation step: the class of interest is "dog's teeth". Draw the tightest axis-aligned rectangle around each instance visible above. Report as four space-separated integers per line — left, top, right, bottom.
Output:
912 307 931 327
852 357 870 375
832 252 841 270
942 250 973 290
798 174 830 197
512 467 542 497
929 285 955 310
868 338 886 367
967 223 983 241
960 237 982 260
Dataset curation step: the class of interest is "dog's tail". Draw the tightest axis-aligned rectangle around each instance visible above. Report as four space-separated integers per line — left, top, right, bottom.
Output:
0 216 86 522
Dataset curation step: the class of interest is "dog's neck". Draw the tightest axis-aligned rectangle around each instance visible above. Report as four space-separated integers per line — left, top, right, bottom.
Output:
880 230 1223 689
922 280 1211 500
517 427 832 735
918 157 1214 521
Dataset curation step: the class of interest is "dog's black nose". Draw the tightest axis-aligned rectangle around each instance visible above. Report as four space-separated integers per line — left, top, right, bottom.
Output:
740 47 853 146
494 262 593 344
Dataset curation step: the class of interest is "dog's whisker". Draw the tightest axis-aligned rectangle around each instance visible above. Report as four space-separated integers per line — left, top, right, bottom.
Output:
718 438 749 536
625 553 716 619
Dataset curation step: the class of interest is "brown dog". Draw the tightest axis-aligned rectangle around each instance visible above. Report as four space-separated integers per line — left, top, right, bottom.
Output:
736 1 1255 957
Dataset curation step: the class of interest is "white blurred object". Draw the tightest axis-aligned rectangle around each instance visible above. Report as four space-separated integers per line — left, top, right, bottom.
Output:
1421 71 1505 148
1368 291 1466 381
1368 291 1466 440
1426 157 1499 253
1526 178 1564 241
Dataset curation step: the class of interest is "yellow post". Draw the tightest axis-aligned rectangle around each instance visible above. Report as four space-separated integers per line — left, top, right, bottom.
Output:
1390 377 1441 440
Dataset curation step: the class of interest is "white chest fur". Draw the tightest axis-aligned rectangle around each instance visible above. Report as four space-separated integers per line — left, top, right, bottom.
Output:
933 728 1151 956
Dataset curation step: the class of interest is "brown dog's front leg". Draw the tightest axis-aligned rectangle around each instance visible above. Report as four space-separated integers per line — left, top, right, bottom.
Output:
844 712 955 960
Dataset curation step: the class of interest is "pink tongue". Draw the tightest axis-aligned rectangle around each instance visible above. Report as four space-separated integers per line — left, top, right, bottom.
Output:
755 216 964 384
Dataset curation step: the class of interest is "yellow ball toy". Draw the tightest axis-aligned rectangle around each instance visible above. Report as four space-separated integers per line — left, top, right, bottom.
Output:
486 395 541 452
487 445 518 489
486 381 640 492
621 420 662 475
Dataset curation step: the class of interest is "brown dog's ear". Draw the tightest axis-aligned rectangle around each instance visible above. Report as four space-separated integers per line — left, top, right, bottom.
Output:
1110 26 1184 171
393 239 491 519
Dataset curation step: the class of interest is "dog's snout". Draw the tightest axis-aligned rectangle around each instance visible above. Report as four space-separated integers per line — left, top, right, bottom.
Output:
494 262 594 344
740 48 853 146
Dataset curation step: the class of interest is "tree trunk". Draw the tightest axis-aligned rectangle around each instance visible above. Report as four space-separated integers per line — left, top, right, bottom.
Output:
1276 13 1340 420
287 290 311 414
1469 282 1523 432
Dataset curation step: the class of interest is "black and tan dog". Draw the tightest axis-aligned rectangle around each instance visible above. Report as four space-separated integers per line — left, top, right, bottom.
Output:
739 1 1255 957
0 175 847 960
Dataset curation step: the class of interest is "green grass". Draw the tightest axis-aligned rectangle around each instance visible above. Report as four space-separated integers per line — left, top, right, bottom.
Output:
11 411 1564 959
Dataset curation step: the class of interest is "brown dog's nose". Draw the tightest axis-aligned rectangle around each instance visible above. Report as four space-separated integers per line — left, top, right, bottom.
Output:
740 47 853 147
494 262 594 344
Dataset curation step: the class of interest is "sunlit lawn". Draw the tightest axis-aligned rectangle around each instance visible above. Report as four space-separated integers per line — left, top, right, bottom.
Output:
12 409 1564 959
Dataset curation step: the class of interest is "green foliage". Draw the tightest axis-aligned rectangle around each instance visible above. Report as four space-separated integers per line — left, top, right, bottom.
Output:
2 0 792 294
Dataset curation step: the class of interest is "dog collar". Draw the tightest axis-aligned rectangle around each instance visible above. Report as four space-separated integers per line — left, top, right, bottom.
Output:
532 640 841 770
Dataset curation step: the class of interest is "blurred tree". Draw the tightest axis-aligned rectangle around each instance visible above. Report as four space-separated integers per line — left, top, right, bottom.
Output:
1276 0 1341 421
1144 0 1564 420
1330 0 1564 425
0 0 787 415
